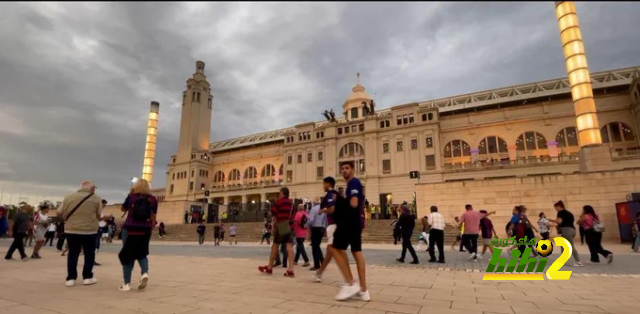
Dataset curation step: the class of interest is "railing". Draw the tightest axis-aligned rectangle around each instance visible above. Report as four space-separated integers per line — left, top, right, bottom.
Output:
611 147 640 159
210 181 284 192
443 155 578 171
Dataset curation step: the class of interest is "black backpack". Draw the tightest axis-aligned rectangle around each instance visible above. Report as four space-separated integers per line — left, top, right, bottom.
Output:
131 195 153 222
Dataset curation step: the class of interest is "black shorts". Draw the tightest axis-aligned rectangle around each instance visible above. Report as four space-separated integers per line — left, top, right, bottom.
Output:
273 228 293 245
332 226 362 253
214 233 220 239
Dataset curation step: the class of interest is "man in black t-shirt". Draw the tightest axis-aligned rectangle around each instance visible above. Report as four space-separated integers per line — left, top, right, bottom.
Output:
197 222 206 245
213 223 221 246
551 201 582 266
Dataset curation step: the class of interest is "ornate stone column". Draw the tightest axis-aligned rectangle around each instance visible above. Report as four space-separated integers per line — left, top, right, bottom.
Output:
507 145 518 163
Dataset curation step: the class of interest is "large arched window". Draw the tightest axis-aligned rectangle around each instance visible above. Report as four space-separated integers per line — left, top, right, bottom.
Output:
229 169 241 181
213 171 225 183
261 164 276 177
556 127 579 147
350 108 359 119
600 122 635 143
478 136 508 155
516 132 547 151
443 140 471 158
244 166 258 179
339 142 365 158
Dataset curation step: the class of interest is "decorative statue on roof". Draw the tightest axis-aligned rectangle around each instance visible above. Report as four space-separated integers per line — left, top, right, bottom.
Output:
322 110 331 121
361 100 376 115
328 109 337 122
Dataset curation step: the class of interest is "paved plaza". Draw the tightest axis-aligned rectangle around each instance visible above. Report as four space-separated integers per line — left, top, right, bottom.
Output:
1 241 639 314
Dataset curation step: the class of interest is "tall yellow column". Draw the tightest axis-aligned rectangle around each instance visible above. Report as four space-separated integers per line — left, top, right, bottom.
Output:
555 1 602 147
142 101 160 184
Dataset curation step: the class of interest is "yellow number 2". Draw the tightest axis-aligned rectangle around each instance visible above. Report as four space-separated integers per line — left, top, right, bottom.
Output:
546 236 573 280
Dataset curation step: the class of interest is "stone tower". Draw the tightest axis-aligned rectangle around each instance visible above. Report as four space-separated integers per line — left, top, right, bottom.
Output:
167 61 213 200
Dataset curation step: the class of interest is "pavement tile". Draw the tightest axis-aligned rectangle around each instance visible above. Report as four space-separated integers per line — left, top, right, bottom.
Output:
419 308 483 314
0 299 18 309
451 301 514 314
0 305 61 314
362 301 421 314
275 300 332 313
395 296 451 309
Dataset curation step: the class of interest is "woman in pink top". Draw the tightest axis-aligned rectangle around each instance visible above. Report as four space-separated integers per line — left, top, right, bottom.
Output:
293 204 310 267
578 205 612 264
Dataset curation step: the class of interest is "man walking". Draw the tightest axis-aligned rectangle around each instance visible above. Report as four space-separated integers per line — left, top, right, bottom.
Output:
306 197 326 271
313 177 338 282
258 187 295 277
427 206 445 263
57 180 112 287
332 161 370 301
4 204 31 261
459 204 494 261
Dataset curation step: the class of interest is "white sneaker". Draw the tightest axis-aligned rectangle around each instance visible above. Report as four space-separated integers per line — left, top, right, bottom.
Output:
476 254 483 260
468 253 476 260
83 278 97 285
119 283 131 292
571 262 584 267
65 280 75 287
312 271 323 283
335 284 360 301
351 290 371 302
138 273 149 290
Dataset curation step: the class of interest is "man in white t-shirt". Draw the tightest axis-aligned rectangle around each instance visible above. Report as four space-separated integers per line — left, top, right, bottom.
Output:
45 221 57 246
31 204 51 259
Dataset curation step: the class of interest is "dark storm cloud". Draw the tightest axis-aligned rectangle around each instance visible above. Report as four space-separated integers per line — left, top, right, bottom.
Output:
0 2 638 203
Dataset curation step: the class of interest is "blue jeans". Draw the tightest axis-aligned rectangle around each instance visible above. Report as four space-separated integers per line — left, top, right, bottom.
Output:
123 257 149 284
120 229 149 284
633 234 640 252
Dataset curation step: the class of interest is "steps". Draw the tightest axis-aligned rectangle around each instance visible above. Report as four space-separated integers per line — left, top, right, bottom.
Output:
153 220 461 245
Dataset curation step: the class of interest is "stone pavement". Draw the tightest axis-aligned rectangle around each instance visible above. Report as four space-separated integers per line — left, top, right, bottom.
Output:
1 246 639 314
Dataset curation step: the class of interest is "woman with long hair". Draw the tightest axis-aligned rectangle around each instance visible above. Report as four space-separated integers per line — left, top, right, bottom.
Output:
578 205 612 264
118 178 158 291
396 205 419 264
416 216 430 252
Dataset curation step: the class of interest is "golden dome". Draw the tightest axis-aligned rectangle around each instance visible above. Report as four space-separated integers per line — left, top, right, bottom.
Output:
343 72 372 108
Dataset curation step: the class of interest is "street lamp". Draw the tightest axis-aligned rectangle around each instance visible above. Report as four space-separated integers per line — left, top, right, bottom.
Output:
130 177 138 189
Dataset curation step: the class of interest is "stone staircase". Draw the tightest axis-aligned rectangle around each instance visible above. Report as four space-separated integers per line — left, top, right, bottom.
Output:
153 219 460 244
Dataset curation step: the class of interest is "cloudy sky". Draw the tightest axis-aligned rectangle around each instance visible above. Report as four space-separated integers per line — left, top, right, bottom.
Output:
0 2 638 204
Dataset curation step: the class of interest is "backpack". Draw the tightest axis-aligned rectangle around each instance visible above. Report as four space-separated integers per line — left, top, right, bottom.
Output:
131 195 153 222
515 216 527 239
592 219 605 233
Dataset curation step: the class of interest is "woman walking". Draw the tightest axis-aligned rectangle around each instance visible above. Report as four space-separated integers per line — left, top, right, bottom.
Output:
551 201 583 267
118 178 158 292
396 205 419 264
31 204 51 259
578 205 613 264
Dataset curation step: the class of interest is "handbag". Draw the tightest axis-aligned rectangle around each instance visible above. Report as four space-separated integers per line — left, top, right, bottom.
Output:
276 204 295 242
593 220 605 233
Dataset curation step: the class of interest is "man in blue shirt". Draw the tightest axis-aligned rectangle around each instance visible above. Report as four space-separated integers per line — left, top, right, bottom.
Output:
332 161 370 302
305 197 325 271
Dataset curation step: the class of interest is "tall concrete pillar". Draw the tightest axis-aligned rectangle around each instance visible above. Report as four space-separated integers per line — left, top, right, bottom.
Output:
142 101 159 184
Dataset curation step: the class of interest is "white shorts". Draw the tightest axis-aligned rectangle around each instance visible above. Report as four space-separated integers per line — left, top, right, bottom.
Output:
35 229 46 241
326 224 336 245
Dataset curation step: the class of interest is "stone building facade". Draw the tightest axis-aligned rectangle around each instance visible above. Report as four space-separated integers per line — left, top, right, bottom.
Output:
158 61 640 238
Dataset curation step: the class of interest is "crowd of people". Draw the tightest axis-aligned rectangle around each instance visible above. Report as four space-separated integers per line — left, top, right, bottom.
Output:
3 179 158 292
2 166 639 301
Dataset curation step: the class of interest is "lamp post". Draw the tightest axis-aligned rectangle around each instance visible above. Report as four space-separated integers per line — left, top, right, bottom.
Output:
130 177 138 189
554 1 602 147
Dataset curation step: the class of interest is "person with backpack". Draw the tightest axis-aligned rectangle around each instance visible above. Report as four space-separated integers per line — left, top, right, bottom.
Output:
578 205 612 264
118 178 158 292
293 204 310 267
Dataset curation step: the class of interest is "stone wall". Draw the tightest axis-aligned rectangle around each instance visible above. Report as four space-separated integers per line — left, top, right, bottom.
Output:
416 169 640 240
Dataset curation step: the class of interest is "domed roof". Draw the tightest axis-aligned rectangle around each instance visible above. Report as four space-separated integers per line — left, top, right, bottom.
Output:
343 73 372 108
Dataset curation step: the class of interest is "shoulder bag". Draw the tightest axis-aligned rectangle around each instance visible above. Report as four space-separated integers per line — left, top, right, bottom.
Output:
63 193 94 222
276 203 294 243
